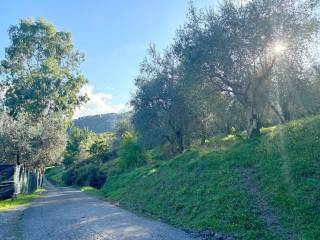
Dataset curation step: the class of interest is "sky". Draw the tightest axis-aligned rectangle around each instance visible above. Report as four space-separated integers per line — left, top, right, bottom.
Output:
0 0 215 118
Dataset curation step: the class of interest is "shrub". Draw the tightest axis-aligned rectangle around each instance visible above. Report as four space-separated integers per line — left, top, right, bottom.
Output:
62 168 76 185
101 149 118 163
62 161 107 189
89 138 111 158
118 132 147 171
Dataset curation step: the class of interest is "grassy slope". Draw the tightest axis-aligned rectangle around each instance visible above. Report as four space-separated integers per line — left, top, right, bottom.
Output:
101 116 320 239
0 188 45 211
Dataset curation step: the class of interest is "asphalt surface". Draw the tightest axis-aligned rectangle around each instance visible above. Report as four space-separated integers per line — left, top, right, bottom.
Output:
20 180 199 240
0 205 24 240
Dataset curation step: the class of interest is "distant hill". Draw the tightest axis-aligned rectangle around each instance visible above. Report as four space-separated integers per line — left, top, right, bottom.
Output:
73 112 129 133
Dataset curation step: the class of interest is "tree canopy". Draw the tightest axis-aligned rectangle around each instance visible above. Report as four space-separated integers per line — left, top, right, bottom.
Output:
0 18 87 120
0 112 66 169
174 0 320 137
0 18 88 169
131 0 320 153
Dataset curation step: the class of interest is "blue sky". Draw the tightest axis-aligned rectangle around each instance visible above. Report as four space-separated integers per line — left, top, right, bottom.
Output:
0 0 215 117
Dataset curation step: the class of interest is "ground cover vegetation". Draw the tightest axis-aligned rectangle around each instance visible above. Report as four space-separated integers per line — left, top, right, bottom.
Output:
0 188 45 211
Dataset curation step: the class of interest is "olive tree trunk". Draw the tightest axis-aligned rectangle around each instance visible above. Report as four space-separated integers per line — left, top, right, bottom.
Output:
246 105 260 138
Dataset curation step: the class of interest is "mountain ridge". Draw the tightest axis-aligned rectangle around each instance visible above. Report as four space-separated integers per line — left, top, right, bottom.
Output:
73 112 129 133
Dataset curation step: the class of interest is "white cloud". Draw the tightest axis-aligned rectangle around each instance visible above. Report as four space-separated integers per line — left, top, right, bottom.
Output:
96 86 115 91
73 85 129 119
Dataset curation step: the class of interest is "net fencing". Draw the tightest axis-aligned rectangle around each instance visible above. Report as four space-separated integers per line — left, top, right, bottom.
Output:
0 165 15 200
0 164 43 200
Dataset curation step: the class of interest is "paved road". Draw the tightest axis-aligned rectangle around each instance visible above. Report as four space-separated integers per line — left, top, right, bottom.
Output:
21 180 199 240
0 206 24 240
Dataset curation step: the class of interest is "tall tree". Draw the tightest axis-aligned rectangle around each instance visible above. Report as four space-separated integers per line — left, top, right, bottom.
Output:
175 0 319 138
0 18 88 120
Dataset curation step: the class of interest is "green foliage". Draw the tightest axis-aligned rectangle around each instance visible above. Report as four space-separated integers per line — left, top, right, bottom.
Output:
0 18 87 120
101 116 320 239
0 17 87 170
131 47 194 153
0 112 66 168
63 127 114 166
112 117 133 149
183 1 318 137
62 161 107 189
131 0 320 145
46 164 107 192
45 166 66 186
118 132 147 171
60 127 114 189
89 134 112 158
63 127 91 167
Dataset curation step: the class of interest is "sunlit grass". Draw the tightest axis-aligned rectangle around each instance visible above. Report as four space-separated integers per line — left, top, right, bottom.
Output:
80 186 95 192
202 133 241 151
222 134 237 142
147 168 157 175
0 188 45 211
80 186 103 198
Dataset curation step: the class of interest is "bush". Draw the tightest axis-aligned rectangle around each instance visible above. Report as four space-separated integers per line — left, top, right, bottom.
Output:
101 149 118 163
62 156 74 168
118 132 147 171
62 168 76 186
62 161 107 189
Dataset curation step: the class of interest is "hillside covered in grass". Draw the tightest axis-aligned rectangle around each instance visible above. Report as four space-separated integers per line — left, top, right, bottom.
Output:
98 116 320 239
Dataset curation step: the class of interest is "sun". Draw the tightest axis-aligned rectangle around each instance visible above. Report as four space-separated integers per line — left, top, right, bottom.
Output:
273 41 287 54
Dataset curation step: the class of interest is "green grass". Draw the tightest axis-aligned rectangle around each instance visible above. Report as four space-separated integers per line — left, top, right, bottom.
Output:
0 188 45 211
100 116 320 239
45 165 66 186
46 116 320 239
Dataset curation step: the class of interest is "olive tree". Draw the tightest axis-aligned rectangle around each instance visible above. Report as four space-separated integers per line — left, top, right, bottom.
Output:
0 112 66 169
131 47 194 153
175 0 319 138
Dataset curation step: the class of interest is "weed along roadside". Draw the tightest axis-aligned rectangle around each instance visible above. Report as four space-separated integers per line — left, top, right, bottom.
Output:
0 188 45 212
